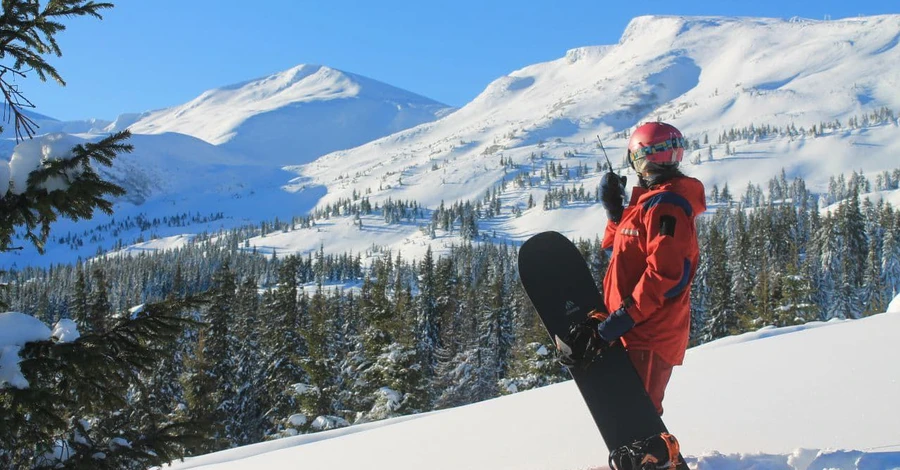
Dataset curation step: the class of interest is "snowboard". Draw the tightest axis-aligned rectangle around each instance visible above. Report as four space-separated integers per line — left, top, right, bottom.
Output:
518 231 687 468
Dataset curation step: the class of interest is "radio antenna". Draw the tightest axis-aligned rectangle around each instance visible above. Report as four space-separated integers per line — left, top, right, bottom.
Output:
596 135 615 173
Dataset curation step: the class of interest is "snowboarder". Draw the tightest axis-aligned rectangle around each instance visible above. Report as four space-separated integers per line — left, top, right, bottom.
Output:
558 121 706 469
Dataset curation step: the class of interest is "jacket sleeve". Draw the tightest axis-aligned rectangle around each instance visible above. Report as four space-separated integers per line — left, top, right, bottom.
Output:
601 217 619 252
626 194 695 324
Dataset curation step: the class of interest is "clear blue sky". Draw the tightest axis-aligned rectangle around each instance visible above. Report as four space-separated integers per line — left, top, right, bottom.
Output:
18 0 898 121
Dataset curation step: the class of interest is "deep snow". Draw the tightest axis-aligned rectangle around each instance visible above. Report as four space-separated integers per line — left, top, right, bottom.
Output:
162 306 900 470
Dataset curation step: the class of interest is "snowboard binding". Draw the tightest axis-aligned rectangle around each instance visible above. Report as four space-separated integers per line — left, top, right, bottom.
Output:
555 310 609 368
608 432 682 470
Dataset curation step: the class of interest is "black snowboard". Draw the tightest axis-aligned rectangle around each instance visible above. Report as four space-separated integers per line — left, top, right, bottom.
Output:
518 231 685 465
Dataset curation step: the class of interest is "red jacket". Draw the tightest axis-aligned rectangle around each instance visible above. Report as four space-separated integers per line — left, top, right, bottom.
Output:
602 176 706 366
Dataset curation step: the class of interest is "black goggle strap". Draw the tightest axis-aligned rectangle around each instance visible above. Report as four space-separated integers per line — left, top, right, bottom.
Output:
628 136 685 166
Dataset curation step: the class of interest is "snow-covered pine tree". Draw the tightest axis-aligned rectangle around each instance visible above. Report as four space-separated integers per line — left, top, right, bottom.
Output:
205 262 239 448
433 246 481 409
883 213 900 299
355 255 425 422
295 282 340 428
726 207 753 315
689 221 711 346
416 246 441 382
0 2 132 256
834 190 868 319
2 298 204 469
773 261 818 326
87 267 112 333
259 256 308 437
862 232 887 316
70 267 89 327
476 245 514 400
702 222 738 341
229 277 267 445
817 214 842 320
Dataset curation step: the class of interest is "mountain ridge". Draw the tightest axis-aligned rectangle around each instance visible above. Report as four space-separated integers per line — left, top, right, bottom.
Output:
124 64 455 165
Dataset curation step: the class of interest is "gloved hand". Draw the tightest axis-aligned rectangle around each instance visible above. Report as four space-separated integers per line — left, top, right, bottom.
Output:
556 315 609 367
600 171 627 223
557 303 637 367
596 304 636 343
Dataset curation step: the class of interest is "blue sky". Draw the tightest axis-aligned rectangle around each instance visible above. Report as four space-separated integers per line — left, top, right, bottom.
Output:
17 0 898 121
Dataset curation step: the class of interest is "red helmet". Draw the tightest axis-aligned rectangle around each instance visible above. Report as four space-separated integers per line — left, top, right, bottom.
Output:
627 122 685 172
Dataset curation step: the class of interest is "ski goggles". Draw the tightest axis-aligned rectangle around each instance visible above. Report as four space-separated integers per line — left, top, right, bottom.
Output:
628 136 686 167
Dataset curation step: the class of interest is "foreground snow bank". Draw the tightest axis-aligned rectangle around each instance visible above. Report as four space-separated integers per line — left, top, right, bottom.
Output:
685 448 900 470
666 311 900 456
591 448 900 470
165 312 900 470
888 293 900 313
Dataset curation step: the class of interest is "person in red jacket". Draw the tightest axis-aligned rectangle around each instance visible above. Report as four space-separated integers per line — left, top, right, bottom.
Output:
559 121 705 467
561 121 706 411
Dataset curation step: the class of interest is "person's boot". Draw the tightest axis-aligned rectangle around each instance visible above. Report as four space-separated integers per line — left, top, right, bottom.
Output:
608 432 682 470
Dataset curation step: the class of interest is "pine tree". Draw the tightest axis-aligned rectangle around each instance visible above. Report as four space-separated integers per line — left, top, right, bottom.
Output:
817 214 842 319
0 1 132 254
181 330 221 453
861 233 887 315
416 246 441 381
773 261 818 326
230 277 266 445
702 223 738 341
883 214 900 299
477 246 514 399
690 222 711 346
260 255 308 436
2 297 205 468
87 266 111 333
204 262 238 447
833 190 868 319
70 267 89 324
296 282 339 427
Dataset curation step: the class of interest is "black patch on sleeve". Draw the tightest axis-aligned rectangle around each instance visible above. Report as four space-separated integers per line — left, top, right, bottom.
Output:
659 215 677 237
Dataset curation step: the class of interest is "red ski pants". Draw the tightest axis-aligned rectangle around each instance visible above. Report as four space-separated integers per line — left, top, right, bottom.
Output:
627 349 674 416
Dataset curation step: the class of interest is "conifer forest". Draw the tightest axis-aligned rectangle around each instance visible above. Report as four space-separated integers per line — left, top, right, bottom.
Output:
3 165 900 467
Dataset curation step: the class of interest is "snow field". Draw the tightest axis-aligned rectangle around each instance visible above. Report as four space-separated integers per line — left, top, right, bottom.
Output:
164 307 900 470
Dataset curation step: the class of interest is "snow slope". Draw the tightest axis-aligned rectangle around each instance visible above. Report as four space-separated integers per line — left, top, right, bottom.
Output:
0 131 323 268
294 15 900 209
126 64 454 165
0 110 111 143
165 310 900 470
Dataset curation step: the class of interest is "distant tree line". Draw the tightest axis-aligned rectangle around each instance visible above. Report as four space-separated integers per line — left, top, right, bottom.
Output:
50 211 225 252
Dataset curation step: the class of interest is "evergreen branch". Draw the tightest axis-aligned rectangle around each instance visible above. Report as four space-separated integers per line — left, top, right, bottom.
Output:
0 295 206 468
0 1 115 141
0 130 131 253
0 65 40 139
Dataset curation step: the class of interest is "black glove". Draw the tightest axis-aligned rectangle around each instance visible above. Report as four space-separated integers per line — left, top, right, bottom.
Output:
556 316 609 367
600 171 627 223
596 305 636 343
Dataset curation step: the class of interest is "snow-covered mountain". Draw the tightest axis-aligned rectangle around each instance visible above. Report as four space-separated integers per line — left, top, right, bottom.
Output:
163 304 900 470
0 109 111 150
253 14 900 265
3 15 900 269
295 15 900 210
125 64 455 165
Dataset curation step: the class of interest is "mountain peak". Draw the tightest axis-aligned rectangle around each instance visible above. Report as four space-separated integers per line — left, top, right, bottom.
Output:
126 64 453 165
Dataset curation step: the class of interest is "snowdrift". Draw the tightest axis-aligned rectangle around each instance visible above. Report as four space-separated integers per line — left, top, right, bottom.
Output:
166 310 900 470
